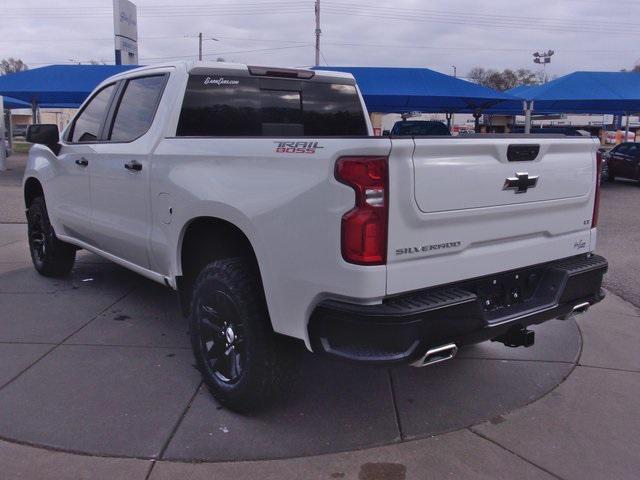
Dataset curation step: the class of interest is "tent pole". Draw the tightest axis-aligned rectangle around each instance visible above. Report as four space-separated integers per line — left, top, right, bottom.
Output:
31 99 38 124
0 96 6 172
473 110 481 133
624 112 630 140
524 100 533 134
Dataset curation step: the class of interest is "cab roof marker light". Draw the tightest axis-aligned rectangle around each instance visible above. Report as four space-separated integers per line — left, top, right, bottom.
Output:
248 66 315 79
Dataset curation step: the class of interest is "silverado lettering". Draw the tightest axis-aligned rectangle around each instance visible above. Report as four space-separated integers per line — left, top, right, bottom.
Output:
396 241 462 256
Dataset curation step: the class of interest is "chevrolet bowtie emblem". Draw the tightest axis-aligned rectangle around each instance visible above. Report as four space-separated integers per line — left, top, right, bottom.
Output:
503 172 539 194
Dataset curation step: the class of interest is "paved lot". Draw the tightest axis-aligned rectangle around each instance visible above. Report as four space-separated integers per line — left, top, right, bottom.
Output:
0 154 26 223
598 179 640 307
1 154 639 479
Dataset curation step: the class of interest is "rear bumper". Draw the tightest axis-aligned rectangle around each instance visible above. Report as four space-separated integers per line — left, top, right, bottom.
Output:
309 254 607 365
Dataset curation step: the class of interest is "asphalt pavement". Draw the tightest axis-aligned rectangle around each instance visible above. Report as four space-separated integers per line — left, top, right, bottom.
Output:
597 179 640 307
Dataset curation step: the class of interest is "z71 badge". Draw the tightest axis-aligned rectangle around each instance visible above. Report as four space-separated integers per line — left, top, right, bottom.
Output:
274 141 324 154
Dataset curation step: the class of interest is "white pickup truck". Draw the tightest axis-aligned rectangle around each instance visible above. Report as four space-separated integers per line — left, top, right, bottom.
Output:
23 62 607 411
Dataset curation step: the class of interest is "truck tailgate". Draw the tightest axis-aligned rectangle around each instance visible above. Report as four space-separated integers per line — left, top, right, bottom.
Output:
386 136 599 295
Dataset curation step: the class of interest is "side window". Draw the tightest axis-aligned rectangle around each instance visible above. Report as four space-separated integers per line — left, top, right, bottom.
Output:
301 83 368 136
109 75 166 142
70 84 116 143
616 144 629 155
626 144 637 156
260 89 303 136
177 75 261 136
176 74 368 137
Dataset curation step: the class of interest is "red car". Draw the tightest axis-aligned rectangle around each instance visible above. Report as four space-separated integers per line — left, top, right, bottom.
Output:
604 142 640 183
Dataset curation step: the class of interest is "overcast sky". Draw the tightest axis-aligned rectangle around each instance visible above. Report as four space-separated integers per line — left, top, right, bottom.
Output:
3 0 640 78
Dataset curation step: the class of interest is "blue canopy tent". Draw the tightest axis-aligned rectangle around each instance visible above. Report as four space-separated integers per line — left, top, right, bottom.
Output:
314 66 517 132
1 96 78 110
316 66 517 114
0 64 139 121
2 96 30 109
505 72 640 133
507 72 640 114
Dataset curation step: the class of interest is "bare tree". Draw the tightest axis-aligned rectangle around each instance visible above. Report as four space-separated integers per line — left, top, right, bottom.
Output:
0 57 28 75
467 67 541 91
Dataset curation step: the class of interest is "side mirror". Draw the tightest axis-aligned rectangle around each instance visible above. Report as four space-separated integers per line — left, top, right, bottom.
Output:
26 124 60 154
382 130 391 137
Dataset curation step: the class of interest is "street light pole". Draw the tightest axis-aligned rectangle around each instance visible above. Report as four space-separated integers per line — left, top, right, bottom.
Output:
533 50 554 83
450 66 457 134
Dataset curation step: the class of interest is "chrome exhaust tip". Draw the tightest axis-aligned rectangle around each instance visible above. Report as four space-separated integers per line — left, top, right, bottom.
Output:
411 343 458 368
560 301 590 320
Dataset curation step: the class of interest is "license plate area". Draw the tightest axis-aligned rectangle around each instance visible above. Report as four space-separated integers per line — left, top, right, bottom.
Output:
464 265 561 323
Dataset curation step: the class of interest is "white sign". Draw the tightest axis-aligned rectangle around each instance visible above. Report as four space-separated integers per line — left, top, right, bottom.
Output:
113 0 138 65
115 36 139 65
113 0 137 41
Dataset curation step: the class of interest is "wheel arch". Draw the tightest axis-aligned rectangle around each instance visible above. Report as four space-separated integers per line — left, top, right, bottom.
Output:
24 177 45 209
176 216 267 318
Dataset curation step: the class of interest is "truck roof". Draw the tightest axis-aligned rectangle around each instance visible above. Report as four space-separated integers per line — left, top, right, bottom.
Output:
100 61 355 85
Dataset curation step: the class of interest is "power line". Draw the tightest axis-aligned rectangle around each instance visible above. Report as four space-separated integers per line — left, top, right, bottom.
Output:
321 41 638 54
322 2 615 25
320 3 640 36
2 3 313 19
323 1 640 30
138 44 313 61
0 35 311 44
22 44 313 66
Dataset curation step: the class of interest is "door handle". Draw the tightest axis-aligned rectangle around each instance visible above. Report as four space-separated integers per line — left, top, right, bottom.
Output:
124 160 142 172
75 158 88 167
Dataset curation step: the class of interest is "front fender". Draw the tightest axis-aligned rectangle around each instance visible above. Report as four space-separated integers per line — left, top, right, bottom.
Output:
22 144 57 195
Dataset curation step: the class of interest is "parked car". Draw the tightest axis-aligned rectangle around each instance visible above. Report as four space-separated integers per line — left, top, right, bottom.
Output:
388 120 451 136
603 142 640 183
23 62 607 411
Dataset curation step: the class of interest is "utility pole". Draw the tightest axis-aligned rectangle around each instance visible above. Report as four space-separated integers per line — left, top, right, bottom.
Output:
192 33 218 61
315 0 321 66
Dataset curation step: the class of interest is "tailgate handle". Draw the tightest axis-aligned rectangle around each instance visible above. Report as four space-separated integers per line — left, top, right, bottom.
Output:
507 144 540 162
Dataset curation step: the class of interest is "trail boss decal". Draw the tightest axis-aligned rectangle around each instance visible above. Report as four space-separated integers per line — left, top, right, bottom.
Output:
396 241 462 256
274 141 324 154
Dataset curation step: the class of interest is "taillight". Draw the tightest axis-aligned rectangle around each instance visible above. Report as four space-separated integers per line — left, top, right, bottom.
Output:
335 156 389 265
593 151 602 228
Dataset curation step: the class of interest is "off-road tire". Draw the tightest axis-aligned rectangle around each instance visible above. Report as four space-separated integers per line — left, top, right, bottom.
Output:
189 257 290 412
27 197 76 277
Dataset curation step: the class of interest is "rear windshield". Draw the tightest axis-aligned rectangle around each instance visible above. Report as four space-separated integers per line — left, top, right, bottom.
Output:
176 75 368 137
391 121 451 136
